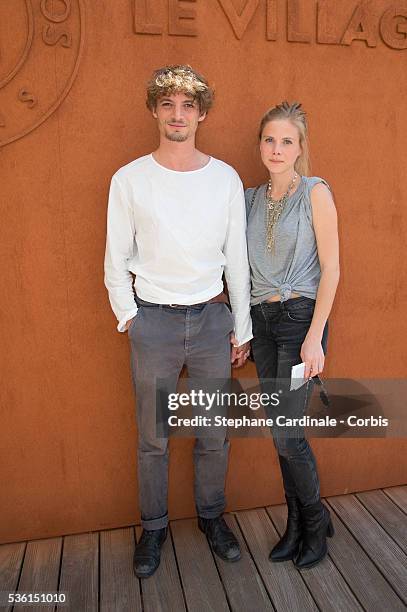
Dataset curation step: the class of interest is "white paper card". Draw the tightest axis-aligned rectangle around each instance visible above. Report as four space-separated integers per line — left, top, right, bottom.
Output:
290 362 307 391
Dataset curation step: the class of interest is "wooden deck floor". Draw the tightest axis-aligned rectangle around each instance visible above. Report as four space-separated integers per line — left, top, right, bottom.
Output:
0 486 406 612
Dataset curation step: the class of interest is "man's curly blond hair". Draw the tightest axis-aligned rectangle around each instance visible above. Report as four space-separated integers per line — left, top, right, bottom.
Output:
146 65 214 114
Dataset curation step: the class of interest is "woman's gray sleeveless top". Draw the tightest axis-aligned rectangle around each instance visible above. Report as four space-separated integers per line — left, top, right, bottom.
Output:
245 176 330 305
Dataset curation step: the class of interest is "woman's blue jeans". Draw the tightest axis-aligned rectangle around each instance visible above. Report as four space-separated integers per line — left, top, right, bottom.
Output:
251 296 328 507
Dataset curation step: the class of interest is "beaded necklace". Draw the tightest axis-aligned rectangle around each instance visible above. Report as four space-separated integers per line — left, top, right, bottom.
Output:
265 172 298 251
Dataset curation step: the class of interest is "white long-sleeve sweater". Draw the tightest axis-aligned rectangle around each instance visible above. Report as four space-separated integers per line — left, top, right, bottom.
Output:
104 153 252 345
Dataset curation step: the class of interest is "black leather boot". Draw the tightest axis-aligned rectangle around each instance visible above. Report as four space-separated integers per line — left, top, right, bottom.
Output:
269 497 301 562
133 527 168 578
294 501 334 569
198 515 241 562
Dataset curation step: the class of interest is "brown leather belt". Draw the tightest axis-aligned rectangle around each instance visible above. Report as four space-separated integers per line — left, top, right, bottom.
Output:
167 292 229 308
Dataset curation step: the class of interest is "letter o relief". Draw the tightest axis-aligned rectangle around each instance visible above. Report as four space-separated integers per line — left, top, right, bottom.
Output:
380 5 407 49
0 0 83 147
41 0 71 23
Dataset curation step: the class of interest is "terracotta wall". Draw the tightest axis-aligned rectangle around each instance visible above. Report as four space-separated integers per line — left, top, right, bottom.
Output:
1 0 406 544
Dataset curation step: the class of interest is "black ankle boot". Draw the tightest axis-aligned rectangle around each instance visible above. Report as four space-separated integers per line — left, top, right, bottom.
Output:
198 515 241 562
294 501 334 569
269 496 301 562
133 527 168 578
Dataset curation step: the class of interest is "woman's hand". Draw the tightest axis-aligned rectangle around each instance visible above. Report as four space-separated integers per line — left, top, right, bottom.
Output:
300 334 325 379
230 334 251 368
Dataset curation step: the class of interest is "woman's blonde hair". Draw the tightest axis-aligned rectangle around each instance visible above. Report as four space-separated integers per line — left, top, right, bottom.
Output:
258 101 310 176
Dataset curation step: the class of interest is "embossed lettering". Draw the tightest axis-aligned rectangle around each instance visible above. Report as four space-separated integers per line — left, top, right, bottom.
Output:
267 0 277 41
287 0 311 43
169 0 197 36
42 24 72 47
341 4 377 47
217 0 260 40
128 0 407 49
18 89 37 108
134 0 162 34
380 4 407 49
41 0 71 23
317 0 339 44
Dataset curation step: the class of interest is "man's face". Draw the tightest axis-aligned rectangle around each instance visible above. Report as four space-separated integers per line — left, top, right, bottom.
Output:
152 92 206 142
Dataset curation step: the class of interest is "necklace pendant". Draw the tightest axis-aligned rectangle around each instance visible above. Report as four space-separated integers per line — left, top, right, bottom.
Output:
265 172 298 252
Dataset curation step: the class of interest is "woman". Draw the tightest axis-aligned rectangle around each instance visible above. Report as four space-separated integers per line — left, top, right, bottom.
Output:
246 101 340 569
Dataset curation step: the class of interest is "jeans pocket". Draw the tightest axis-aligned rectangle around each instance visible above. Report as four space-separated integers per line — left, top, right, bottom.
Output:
128 308 142 334
222 303 235 331
286 305 314 323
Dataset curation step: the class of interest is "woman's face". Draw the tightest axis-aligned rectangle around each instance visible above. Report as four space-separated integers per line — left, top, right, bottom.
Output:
259 119 302 176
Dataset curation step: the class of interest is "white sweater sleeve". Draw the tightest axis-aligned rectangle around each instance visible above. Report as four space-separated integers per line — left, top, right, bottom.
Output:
223 181 253 345
104 175 138 332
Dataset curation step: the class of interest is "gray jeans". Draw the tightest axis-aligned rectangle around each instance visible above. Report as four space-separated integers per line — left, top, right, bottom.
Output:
128 297 234 530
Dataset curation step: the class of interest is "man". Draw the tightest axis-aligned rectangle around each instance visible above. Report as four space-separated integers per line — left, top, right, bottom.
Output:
104 65 252 578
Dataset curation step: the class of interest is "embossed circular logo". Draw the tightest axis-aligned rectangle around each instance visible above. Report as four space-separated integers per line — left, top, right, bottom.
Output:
0 0 84 147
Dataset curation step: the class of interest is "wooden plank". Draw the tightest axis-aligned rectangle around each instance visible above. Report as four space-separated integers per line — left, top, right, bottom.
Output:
13 537 62 612
100 527 142 612
236 508 317 612
135 526 186 612
267 504 362 612
210 514 273 611
383 486 407 514
327 495 407 603
326 503 406 611
170 518 229 612
57 532 98 612
0 542 26 612
356 490 407 552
